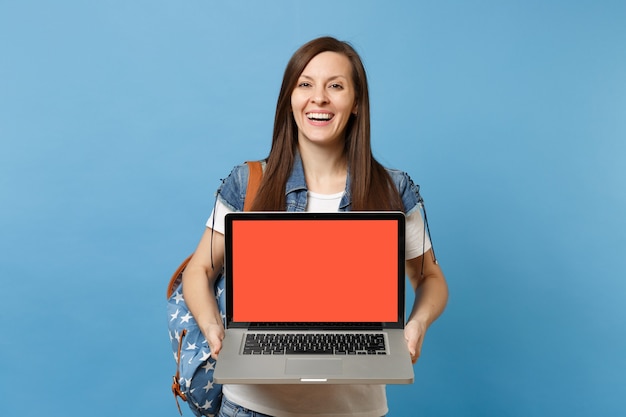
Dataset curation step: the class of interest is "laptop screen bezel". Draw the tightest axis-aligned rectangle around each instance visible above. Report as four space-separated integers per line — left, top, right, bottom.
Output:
223 211 406 330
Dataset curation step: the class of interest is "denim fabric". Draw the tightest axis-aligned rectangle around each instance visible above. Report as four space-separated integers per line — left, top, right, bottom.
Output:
218 398 385 417
218 398 274 417
216 153 423 215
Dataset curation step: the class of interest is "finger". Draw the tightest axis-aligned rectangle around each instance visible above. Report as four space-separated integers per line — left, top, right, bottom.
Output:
405 334 421 363
411 347 420 364
408 345 417 364
208 336 223 359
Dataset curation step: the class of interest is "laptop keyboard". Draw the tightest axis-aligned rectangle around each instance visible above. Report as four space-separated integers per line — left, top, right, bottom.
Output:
243 333 387 355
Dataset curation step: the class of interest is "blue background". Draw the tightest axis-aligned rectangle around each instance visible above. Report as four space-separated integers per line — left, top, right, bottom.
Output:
1 1 625 416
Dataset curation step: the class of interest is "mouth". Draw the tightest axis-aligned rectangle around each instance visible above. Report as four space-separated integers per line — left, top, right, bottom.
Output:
306 112 334 122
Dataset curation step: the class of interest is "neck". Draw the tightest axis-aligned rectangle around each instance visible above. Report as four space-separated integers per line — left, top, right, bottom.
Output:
297 141 347 194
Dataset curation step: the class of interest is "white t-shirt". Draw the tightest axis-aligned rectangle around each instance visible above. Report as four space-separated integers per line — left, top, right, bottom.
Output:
205 192 432 417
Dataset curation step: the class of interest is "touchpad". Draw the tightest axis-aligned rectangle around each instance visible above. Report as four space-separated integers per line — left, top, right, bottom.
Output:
285 358 342 375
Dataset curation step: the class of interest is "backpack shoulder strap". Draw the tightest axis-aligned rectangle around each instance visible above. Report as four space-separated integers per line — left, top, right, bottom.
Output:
243 160 263 211
166 254 193 299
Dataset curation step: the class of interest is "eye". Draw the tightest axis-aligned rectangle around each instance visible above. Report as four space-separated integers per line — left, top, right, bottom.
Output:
329 83 344 89
297 81 312 88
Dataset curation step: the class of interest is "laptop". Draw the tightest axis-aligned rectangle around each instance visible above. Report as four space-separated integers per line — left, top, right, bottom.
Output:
213 211 414 384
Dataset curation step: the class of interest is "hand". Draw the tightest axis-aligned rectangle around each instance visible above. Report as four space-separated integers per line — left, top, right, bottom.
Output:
202 322 225 360
404 319 427 364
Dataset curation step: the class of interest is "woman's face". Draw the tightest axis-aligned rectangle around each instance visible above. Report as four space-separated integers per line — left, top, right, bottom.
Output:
291 51 357 148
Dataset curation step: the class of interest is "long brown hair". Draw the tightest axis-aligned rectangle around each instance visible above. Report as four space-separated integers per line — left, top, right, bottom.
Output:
251 36 404 211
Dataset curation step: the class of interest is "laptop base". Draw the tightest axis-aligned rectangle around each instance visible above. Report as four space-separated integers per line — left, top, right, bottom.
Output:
214 329 414 384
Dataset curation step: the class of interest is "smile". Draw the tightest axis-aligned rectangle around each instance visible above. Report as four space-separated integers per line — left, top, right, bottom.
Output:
306 112 334 121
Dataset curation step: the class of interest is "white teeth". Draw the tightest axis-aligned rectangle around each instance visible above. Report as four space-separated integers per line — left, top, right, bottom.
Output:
307 112 333 120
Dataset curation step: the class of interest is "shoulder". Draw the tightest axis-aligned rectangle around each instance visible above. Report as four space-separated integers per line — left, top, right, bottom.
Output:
384 167 412 189
216 162 254 212
384 167 422 215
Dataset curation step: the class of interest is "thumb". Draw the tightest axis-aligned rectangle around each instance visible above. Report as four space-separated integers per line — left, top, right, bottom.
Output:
206 326 225 359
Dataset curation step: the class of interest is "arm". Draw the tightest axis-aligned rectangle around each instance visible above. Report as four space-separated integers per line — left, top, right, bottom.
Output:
182 227 226 359
404 250 448 363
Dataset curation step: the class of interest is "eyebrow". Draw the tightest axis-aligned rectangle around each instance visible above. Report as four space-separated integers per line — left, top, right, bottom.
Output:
299 74 348 82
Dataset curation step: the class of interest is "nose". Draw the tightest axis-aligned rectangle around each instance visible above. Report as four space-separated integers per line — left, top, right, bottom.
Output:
311 85 329 105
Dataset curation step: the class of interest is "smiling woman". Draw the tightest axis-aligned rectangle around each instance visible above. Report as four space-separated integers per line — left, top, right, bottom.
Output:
178 36 448 417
